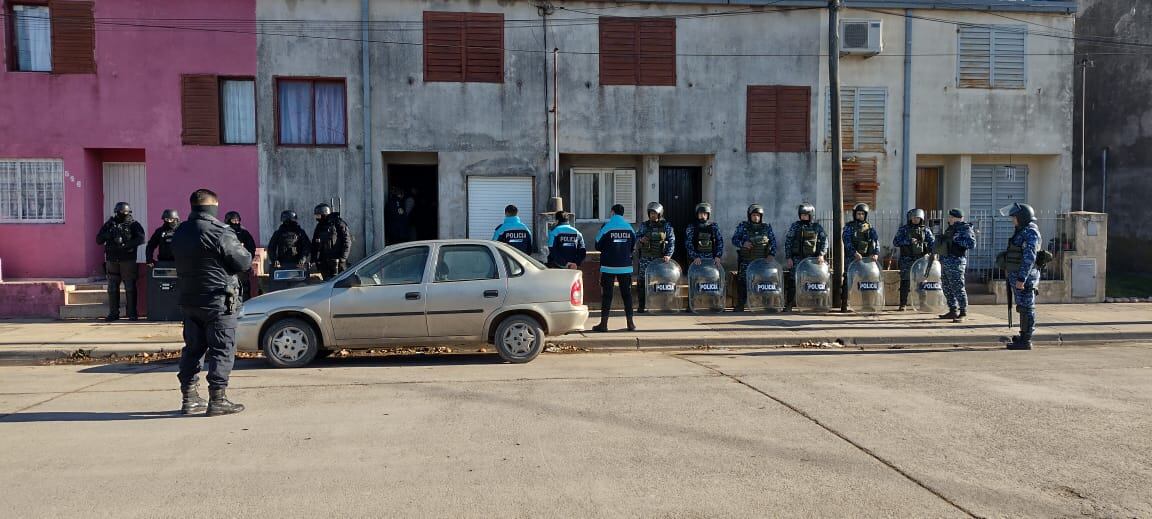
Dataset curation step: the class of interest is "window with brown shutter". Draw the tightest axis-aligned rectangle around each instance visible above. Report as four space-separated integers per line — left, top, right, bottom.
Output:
181 75 221 146
747 86 811 153
49 0 94 74
842 157 879 210
423 11 504 83
599 18 676 86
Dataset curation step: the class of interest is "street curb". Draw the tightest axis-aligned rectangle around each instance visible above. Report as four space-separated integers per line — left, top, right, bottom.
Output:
552 331 1152 351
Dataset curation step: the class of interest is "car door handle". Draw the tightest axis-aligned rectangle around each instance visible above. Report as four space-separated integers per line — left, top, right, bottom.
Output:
405 292 421 300
483 290 500 298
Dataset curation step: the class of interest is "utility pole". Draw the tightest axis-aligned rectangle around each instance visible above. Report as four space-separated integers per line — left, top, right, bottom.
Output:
1078 57 1094 212
829 0 846 311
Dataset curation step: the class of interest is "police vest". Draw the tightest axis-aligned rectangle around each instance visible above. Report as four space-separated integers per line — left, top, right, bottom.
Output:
692 223 715 255
107 222 137 253
791 223 819 258
639 222 668 259
943 224 968 258
850 222 874 256
274 228 303 260
900 225 929 258
738 222 772 262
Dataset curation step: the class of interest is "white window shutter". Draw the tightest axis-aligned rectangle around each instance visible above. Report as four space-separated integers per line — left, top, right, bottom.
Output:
855 87 887 151
613 169 636 222
958 25 992 88
991 26 1026 89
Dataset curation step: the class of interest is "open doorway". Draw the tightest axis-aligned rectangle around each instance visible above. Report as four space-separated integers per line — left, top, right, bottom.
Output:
658 166 703 267
385 164 438 245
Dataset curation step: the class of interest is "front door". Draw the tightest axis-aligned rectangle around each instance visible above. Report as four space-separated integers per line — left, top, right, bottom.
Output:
659 167 702 266
329 245 431 343
424 244 507 338
916 167 942 215
102 162 147 263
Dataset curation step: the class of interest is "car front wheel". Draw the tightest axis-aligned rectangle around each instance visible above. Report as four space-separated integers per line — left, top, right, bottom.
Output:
494 315 544 363
262 318 320 368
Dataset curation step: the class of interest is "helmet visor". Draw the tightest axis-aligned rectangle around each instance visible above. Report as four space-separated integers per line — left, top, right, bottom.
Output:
998 204 1016 217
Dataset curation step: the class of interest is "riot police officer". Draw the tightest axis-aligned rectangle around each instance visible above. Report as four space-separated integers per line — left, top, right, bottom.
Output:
635 202 675 313
893 209 935 311
842 203 879 309
312 203 352 280
593 204 637 332
224 211 257 301
145 209 180 266
493 204 534 254
171 189 251 416
95 202 146 321
731 204 777 312
782 203 828 312
267 210 311 271
685 202 723 267
1002 203 1043 350
545 211 587 269
938 209 976 322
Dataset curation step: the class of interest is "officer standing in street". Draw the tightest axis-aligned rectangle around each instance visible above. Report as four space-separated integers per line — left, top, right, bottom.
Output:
171 189 251 416
892 209 935 311
267 210 311 272
841 203 880 309
1003 203 1043 350
312 203 352 280
493 204 534 254
685 202 724 268
224 211 257 301
145 209 180 266
96 202 146 321
545 211 587 269
635 202 675 313
938 209 976 322
731 204 777 312
782 203 828 312
592 204 637 332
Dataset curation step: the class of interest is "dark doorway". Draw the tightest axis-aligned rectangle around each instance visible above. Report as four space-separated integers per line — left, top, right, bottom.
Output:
386 164 438 245
658 166 703 266
916 166 943 228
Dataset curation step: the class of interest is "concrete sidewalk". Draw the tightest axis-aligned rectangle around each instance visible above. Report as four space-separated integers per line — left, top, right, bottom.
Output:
0 304 1149 361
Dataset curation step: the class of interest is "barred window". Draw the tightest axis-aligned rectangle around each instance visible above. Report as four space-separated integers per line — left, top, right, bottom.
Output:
0 159 65 223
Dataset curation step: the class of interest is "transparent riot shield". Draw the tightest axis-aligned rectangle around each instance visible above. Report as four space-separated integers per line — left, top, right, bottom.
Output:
746 258 784 312
910 256 947 314
846 258 885 314
688 262 725 313
794 257 832 312
644 259 683 313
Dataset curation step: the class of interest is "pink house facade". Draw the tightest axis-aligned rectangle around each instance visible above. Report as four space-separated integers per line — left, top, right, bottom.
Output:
0 0 258 280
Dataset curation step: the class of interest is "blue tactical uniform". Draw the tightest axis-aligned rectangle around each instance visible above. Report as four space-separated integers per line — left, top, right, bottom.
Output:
782 219 828 309
892 218 935 309
843 221 880 259
493 216 534 254
635 218 675 313
593 213 638 331
732 219 777 311
545 223 587 268
1006 221 1042 348
685 222 724 261
940 218 976 318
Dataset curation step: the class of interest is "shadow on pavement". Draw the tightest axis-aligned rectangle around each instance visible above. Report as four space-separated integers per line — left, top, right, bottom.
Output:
77 353 506 374
1 410 183 422
677 347 1002 357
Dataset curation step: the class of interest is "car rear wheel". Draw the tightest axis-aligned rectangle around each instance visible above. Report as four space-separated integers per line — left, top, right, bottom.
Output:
494 315 544 363
262 318 320 368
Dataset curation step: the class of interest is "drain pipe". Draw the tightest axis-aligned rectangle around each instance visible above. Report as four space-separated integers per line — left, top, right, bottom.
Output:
900 10 913 211
1101 146 1108 213
361 0 375 252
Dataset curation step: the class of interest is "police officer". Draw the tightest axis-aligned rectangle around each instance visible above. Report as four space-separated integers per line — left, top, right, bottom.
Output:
782 203 828 312
686 202 724 268
312 203 352 280
224 211 257 301
545 211 587 269
493 204 534 254
267 210 311 271
385 186 410 245
842 203 880 309
635 202 675 313
731 204 777 312
892 208 935 311
96 202 146 321
171 189 252 416
145 209 180 266
938 209 976 322
592 204 637 332
1003 203 1042 350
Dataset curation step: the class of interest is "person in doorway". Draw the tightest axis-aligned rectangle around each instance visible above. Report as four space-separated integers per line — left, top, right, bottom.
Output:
732 204 777 312
145 209 180 266
545 211 586 269
893 208 935 311
312 203 352 280
405 187 419 241
385 187 410 245
1002 203 1042 350
224 211 257 301
171 189 251 416
493 204 534 254
938 209 976 322
593 204 637 332
685 202 724 268
842 203 880 309
96 202 146 321
782 203 828 312
635 202 675 313
267 210 311 271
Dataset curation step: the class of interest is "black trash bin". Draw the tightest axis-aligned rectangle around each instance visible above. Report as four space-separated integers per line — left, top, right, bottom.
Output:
147 262 182 321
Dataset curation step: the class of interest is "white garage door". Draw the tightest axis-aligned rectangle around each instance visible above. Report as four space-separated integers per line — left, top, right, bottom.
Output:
467 176 534 240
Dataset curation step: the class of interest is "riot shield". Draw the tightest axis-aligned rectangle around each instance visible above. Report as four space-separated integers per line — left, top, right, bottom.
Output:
688 262 725 313
746 258 784 312
846 258 885 314
794 257 832 312
644 259 683 313
910 256 947 314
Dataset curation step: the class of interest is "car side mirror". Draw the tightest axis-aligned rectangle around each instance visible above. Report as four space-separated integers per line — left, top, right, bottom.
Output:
335 274 362 289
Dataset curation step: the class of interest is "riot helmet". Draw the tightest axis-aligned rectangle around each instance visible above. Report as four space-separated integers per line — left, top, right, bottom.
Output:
853 203 870 222
161 209 179 221
1002 202 1036 225
907 208 926 225
113 202 132 215
280 210 298 223
646 202 664 220
225 211 242 225
747 204 765 223
798 203 815 221
695 202 712 222
314 203 332 220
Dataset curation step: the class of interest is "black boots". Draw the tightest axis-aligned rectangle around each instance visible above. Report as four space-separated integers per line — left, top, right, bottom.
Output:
180 385 208 415
206 389 245 416
939 310 959 320
1007 313 1034 350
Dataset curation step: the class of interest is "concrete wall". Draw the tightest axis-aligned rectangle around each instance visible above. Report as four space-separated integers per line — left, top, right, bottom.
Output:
0 0 259 279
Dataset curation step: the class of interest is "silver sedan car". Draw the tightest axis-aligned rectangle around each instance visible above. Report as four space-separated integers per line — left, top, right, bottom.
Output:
237 240 589 367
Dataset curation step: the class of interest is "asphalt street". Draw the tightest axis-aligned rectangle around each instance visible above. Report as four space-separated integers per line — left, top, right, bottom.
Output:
1 344 1150 518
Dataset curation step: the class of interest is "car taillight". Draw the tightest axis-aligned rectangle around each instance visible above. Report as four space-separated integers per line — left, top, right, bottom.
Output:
570 276 583 306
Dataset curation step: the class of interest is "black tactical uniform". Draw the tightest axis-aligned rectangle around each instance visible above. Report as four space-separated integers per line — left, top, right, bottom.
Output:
224 211 257 301
145 209 180 264
312 203 352 280
96 202 146 321
268 210 312 268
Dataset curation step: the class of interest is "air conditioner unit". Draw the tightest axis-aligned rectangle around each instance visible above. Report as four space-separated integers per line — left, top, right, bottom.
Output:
841 20 882 56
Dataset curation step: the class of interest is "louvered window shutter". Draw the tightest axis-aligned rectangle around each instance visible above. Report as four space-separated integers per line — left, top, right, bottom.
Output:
599 18 638 85
842 157 879 210
464 13 503 83
746 86 779 152
855 87 887 152
424 12 465 82
777 86 811 152
49 0 95 74
613 169 637 222
991 26 1025 88
181 75 221 146
637 19 675 86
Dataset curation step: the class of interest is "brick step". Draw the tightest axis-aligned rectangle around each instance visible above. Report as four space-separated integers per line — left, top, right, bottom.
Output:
59 303 125 320
65 289 126 306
